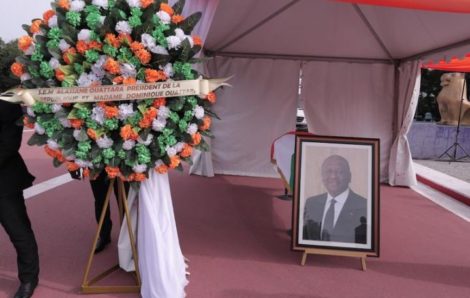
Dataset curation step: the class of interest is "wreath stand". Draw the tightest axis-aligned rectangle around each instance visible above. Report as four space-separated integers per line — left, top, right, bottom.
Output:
81 178 141 293
300 248 367 271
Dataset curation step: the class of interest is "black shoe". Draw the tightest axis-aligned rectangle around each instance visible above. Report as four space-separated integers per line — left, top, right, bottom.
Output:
14 281 37 298
94 237 111 254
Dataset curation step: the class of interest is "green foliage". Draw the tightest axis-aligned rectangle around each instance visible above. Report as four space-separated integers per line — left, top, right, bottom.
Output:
0 38 21 92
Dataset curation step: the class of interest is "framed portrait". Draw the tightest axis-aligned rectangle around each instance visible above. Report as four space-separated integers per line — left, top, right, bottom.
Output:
291 135 380 257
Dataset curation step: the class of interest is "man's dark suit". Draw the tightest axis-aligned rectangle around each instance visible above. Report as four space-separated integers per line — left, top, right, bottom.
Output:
0 100 39 284
303 190 367 244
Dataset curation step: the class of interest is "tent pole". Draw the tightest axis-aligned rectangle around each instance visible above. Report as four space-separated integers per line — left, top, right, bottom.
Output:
213 0 301 53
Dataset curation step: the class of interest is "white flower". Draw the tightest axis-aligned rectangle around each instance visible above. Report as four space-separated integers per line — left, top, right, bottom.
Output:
175 142 185 153
132 164 147 173
24 45 35 56
155 159 165 167
156 11 171 24
47 139 59 150
116 21 132 35
194 105 205 119
174 29 186 40
126 0 141 8
118 103 135 120
166 36 182 50
64 154 76 161
91 106 105 124
78 29 92 41
141 33 156 49
70 0 86 12
48 16 58 28
75 159 92 168
73 129 89 141
49 58 60 69
20 73 31 82
166 146 177 157
158 106 170 119
35 123 45 135
162 63 174 77
149 45 169 55
51 104 62 113
97 135 114 149
59 118 71 128
26 107 35 117
152 118 166 132
187 123 198 135
92 0 108 9
77 73 93 87
59 39 70 52
138 134 154 146
120 63 136 78
123 140 136 150
186 36 194 48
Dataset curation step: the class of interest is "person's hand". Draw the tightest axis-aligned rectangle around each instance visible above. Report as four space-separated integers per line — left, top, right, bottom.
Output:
69 169 82 180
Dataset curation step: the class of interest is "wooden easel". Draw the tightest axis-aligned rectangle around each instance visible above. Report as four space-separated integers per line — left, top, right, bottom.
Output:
81 178 141 293
301 248 368 271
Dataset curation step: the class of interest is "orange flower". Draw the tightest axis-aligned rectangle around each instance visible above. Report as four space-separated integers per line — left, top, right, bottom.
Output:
206 92 216 104
141 0 153 8
113 76 124 84
200 116 211 131
11 62 24 77
160 3 174 16
135 49 151 64
76 40 89 55
70 119 83 129
87 128 98 140
172 15 184 24
155 164 168 174
145 68 167 83
43 10 55 23
55 68 65 81
82 168 90 178
104 105 119 118
169 156 181 169
118 33 133 45
152 98 166 108
105 33 120 48
180 144 193 158
44 145 65 162
139 117 152 128
123 77 137 85
130 41 144 52
139 107 158 128
193 35 203 46
66 162 80 172
120 124 139 140
63 48 77 64
105 166 121 179
23 116 34 129
88 40 102 51
104 58 120 75
57 0 70 10
18 36 33 52
30 20 43 34
192 132 202 145
133 173 147 182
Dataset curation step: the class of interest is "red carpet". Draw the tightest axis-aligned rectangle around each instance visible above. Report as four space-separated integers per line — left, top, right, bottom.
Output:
1 137 470 297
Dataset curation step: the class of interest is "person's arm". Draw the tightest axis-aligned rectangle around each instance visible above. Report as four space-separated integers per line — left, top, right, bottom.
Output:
0 103 23 168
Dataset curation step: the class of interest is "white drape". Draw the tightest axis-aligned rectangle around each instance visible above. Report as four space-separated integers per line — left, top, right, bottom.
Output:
206 57 300 177
301 61 395 181
118 172 187 298
388 61 421 186
184 0 220 177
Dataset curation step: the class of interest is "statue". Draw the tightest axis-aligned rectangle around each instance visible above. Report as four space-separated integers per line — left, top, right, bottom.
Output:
436 72 470 125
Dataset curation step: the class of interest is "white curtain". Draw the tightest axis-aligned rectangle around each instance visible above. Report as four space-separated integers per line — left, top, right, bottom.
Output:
388 61 421 186
206 56 300 177
301 61 395 181
182 0 220 177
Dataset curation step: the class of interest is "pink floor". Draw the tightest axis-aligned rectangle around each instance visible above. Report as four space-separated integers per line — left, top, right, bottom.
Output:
1 135 470 297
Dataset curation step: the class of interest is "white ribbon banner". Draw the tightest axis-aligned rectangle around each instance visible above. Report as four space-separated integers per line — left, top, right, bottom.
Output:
0 77 230 106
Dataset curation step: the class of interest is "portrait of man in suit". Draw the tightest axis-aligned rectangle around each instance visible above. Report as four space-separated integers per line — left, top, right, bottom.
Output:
302 154 367 244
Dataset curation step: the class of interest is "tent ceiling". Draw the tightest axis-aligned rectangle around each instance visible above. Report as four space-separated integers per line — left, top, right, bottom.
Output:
205 0 470 62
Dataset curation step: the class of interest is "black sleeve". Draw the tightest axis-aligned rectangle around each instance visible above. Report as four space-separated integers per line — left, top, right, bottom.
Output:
0 102 23 168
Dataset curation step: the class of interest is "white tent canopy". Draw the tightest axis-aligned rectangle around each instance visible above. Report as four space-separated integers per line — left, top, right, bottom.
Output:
185 0 470 186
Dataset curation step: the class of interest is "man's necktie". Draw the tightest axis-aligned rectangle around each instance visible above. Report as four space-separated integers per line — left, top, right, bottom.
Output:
321 199 336 241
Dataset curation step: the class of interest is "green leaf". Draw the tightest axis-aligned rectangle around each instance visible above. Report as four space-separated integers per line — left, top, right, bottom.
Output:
172 0 185 15
53 157 63 168
167 97 185 111
201 130 214 138
21 24 32 35
179 38 191 62
180 12 201 34
27 133 48 146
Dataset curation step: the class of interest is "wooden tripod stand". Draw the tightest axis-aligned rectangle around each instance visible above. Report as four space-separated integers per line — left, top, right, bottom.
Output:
81 178 141 294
